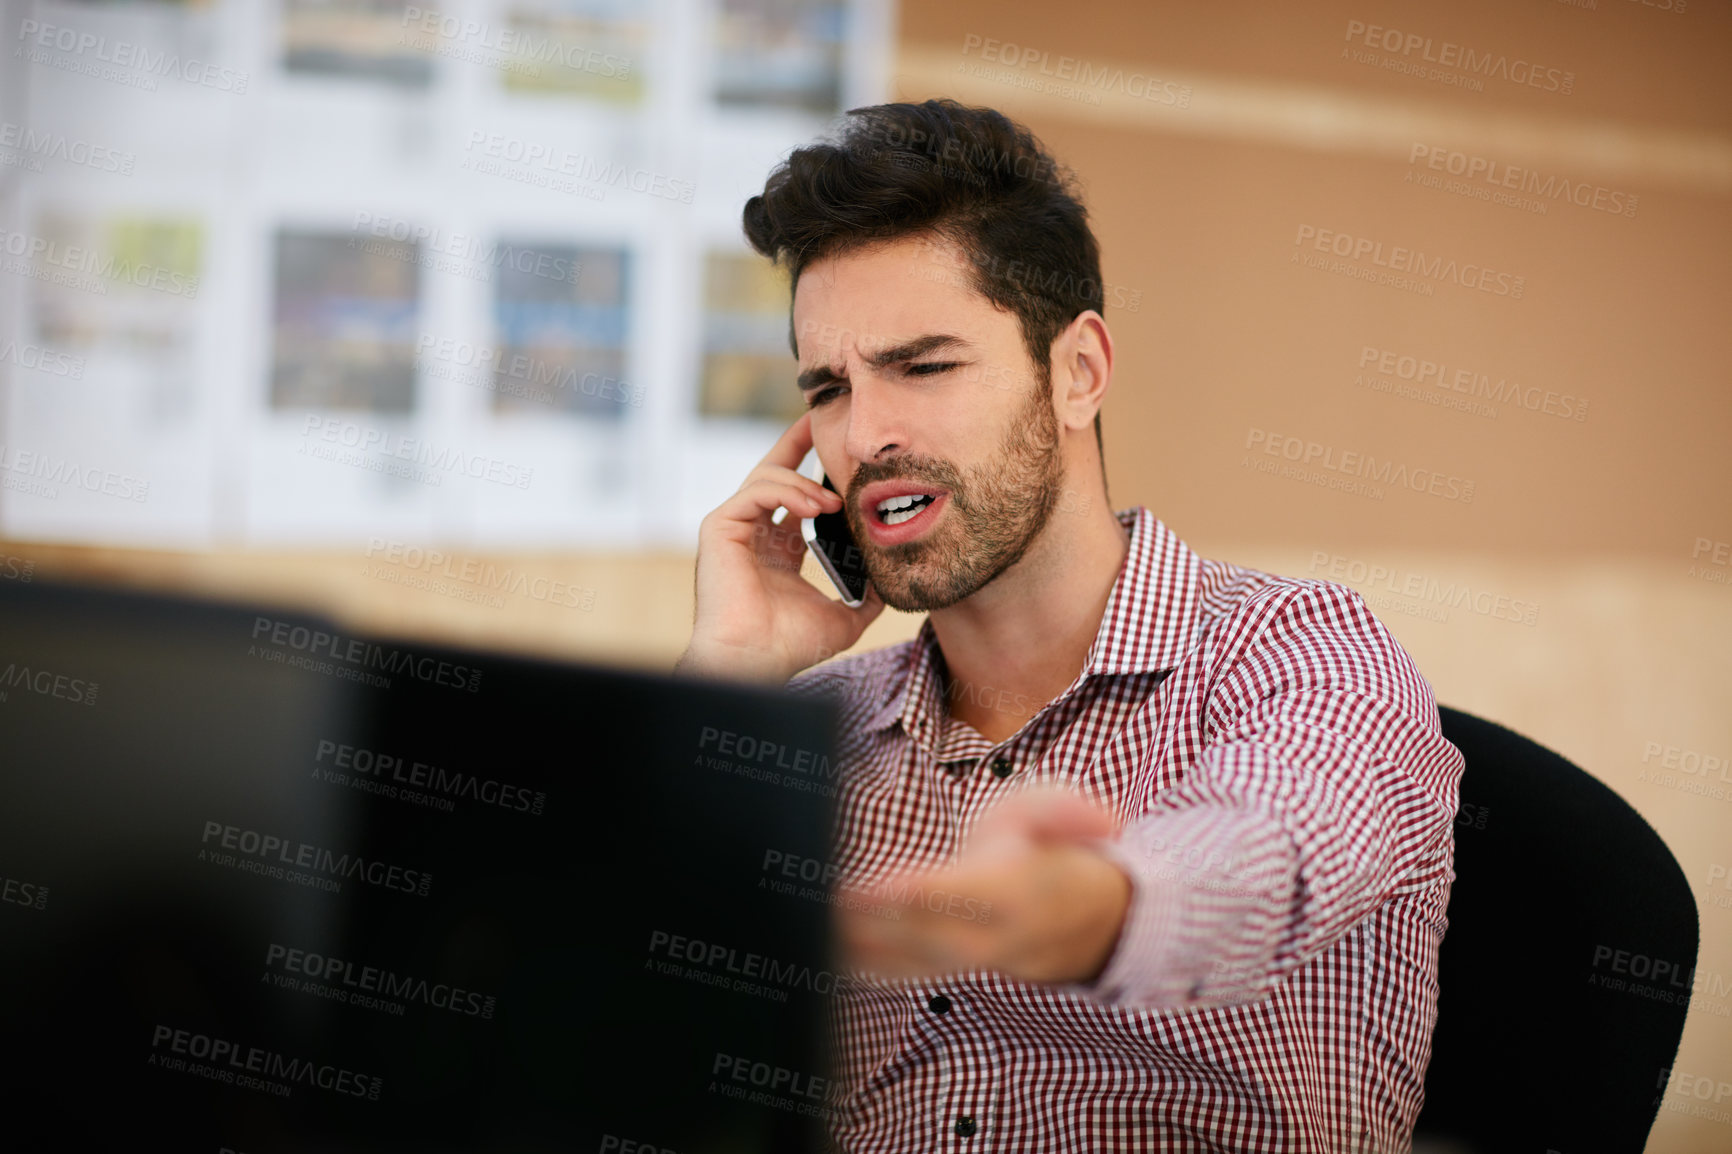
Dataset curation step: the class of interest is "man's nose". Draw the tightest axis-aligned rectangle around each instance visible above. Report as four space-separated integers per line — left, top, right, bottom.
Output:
842 376 905 464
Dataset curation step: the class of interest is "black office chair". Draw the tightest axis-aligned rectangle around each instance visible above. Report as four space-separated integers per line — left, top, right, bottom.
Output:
1412 707 1699 1154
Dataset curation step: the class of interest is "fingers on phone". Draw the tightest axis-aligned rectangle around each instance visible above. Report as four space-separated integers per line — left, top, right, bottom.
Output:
743 464 838 512
728 479 824 521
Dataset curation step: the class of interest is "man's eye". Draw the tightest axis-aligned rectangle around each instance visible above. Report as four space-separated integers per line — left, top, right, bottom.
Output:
906 362 959 376
807 386 845 407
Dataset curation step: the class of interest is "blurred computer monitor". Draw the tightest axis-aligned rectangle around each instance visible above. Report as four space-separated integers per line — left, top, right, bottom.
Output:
0 579 841 1152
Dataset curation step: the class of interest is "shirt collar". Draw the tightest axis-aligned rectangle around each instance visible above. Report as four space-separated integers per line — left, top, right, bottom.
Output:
862 507 1204 742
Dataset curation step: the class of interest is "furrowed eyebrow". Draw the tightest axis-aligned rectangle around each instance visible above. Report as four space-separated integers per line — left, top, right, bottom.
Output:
864 333 970 368
796 333 971 393
797 364 843 393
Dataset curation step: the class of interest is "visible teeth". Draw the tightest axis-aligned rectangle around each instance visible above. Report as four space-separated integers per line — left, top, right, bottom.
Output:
877 493 935 526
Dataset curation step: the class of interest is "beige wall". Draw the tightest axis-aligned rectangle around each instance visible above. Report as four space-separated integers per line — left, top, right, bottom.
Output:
3 1 1729 1148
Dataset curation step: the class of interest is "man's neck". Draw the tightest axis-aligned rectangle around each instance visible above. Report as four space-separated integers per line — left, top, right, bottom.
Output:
928 500 1132 746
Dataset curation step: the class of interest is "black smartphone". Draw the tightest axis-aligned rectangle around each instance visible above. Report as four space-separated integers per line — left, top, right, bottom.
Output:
800 467 871 607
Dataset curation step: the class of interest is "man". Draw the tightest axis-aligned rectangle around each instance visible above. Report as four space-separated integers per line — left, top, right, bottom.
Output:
678 99 1463 1153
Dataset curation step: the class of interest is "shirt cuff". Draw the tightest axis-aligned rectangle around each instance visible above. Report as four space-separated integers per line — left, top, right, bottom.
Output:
1062 808 1291 1011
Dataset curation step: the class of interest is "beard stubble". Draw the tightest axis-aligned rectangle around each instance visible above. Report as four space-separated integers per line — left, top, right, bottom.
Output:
844 373 1065 613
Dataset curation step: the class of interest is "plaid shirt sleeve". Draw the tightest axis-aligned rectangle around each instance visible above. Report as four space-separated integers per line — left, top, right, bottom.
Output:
1073 582 1464 1011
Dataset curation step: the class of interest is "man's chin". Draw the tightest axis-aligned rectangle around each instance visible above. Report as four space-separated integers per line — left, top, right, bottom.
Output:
865 556 989 613
869 578 967 614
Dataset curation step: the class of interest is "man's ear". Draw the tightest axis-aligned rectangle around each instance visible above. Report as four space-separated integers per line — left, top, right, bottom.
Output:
1052 311 1113 432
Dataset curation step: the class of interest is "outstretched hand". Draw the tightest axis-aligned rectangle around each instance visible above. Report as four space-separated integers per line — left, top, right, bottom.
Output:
835 785 1132 986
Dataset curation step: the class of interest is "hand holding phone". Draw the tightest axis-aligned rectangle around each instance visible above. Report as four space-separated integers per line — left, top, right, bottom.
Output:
677 416 883 684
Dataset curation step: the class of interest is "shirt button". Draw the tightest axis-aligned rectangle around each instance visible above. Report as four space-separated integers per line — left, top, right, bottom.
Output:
990 757 1014 778
955 1116 977 1137
926 993 951 1015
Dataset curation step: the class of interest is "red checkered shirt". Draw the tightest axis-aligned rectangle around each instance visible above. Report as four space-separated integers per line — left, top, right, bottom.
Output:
788 507 1464 1153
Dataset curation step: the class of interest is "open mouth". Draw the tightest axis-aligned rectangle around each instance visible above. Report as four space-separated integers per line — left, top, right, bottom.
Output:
876 493 938 525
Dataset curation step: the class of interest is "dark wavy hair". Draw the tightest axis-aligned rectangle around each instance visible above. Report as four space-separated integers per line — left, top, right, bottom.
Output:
742 99 1106 452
